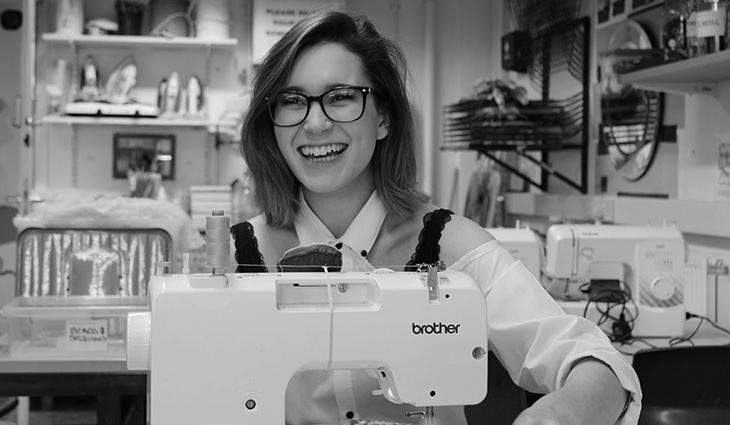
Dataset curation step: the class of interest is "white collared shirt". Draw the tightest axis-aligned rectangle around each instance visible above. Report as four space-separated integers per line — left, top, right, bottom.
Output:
294 190 385 272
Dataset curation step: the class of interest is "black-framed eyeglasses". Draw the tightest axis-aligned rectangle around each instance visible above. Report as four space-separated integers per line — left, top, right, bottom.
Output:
267 86 374 127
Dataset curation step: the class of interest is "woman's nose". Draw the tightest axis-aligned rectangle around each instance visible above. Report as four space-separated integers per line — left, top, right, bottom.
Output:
303 101 332 134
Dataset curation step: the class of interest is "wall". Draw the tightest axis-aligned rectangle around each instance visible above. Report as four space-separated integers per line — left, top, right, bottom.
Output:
0 0 22 312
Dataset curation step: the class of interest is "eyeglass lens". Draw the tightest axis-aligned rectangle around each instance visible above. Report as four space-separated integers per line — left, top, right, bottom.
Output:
270 87 367 127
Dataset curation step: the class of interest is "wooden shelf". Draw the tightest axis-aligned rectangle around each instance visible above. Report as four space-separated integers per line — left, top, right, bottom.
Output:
41 33 238 50
42 115 237 128
617 49 730 96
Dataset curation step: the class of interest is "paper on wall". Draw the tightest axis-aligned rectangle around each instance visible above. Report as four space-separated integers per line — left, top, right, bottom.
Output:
252 0 334 64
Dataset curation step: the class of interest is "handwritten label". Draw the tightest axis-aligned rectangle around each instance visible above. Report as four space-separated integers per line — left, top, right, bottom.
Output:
66 319 109 352
252 0 330 64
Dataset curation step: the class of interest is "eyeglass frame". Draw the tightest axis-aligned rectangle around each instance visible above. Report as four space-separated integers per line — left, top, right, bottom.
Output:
266 86 375 128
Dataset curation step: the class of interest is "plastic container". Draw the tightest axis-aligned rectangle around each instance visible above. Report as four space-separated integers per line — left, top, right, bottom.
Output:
55 0 84 35
2 296 148 359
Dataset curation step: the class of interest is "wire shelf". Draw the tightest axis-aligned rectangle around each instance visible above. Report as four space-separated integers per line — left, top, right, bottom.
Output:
443 92 584 149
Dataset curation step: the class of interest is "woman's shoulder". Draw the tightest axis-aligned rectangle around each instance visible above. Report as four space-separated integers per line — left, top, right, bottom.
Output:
416 203 495 265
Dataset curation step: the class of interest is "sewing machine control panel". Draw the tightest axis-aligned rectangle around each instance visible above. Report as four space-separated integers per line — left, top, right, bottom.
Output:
635 240 684 308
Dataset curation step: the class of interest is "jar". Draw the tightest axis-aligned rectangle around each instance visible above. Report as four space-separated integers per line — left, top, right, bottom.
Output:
696 0 727 55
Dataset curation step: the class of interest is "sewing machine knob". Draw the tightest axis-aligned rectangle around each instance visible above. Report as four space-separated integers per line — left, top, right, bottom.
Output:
649 276 675 301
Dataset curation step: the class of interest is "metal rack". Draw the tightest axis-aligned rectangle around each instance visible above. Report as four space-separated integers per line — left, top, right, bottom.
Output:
442 16 590 193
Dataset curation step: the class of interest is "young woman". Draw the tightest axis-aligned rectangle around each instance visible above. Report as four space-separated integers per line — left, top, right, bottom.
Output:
233 7 640 425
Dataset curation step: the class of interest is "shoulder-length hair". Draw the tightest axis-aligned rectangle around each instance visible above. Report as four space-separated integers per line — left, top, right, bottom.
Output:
241 7 428 227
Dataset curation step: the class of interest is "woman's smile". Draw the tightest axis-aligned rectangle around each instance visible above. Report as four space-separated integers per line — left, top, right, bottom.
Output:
298 143 348 162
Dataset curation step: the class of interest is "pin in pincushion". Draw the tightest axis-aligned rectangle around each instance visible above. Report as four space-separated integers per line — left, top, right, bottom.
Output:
277 243 342 272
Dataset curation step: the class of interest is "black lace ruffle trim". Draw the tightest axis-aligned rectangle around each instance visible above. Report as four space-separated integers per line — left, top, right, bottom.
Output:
405 208 454 271
230 221 267 273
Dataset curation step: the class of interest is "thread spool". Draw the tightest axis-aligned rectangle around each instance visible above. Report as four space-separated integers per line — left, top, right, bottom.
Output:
206 210 231 271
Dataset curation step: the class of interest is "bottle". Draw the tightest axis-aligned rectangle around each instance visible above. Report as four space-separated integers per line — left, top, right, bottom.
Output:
662 0 692 61
696 0 727 55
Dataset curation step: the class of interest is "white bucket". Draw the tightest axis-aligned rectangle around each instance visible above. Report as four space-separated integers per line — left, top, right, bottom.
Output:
196 19 230 39
195 0 230 39
196 0 229 22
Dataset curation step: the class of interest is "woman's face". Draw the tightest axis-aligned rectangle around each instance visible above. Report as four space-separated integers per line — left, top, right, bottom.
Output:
273 42 389 197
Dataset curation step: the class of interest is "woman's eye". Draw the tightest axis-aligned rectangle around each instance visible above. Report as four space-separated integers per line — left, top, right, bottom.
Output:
328 89 356 102
277 95 306 109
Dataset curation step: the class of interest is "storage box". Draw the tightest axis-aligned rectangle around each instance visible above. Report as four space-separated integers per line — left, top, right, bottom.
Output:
1 296 148 359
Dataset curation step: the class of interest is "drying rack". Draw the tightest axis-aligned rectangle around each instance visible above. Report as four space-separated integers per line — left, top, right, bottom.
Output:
442 16 590 193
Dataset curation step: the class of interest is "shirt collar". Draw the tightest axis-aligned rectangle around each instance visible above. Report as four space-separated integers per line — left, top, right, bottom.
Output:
294 190 386 258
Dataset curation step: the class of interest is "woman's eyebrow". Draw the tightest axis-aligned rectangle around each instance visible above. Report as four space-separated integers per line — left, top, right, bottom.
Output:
280 83 356 94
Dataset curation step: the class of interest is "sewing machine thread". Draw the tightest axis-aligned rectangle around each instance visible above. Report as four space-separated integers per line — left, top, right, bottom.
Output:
206 210 231 272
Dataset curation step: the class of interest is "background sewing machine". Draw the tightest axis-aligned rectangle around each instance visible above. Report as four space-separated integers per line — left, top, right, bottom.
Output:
127 267 489 424
486 226 542 280
544 224 686 338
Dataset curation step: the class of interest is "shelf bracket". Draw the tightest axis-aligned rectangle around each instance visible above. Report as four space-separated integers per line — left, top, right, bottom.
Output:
478 150 543 190
204 44 212 87
630 82 719 97
476 148 587 194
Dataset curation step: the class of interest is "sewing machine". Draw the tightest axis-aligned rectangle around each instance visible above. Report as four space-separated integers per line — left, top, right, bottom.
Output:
544 224 686 337
486 227 543 279
126 267 489 424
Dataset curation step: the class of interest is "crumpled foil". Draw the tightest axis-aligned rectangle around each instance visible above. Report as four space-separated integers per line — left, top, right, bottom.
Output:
17 228 171 297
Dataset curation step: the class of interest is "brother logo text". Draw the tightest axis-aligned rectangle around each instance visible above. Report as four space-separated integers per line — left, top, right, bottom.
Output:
412 322 461 335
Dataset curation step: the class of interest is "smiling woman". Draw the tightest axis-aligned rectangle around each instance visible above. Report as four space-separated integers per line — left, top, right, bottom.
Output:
232 6 641 425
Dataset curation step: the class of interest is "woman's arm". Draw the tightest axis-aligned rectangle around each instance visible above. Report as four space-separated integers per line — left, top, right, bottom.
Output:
513 358 629 425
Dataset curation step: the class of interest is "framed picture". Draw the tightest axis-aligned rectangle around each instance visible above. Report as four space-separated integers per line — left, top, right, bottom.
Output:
112 133 176 180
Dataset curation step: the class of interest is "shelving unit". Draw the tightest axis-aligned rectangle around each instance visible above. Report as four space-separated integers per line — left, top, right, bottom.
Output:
617 49 730 96
42 115 237 128
22 0 250 193
41 33 238 50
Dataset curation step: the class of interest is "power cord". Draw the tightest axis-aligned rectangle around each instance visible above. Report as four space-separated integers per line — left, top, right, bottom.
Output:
579 279 638 343
668 312 730 347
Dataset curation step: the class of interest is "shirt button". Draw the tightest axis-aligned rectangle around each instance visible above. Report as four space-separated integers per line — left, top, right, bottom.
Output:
335 242 343 249
345 411 354 419
360 250 367 257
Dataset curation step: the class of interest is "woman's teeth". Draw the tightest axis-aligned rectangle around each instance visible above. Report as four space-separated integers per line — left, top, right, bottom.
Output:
299 143 347 162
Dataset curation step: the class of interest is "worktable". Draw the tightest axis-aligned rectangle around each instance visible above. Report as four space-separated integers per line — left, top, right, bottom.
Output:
0 334 146 425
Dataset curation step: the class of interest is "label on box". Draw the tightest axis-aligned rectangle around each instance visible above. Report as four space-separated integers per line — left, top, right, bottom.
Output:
66 319 109 351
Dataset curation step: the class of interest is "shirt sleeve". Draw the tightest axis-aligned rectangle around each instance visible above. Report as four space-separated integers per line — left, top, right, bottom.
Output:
450 241 642 425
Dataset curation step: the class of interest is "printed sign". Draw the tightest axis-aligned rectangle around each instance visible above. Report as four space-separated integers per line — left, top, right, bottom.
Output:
66 319 109 352
252 0 334 64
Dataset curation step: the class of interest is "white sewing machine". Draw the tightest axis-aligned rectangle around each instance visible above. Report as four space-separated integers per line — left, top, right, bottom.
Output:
486 226 543 279
127 267 489 424
544 224 686 337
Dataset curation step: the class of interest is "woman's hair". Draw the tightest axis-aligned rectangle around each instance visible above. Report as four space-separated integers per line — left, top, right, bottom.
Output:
241 7 428 227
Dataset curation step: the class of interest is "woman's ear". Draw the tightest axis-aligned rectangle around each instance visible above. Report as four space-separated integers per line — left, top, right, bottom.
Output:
377 111 390 141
